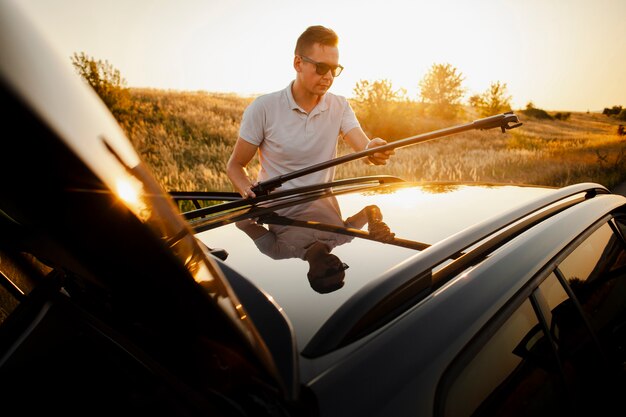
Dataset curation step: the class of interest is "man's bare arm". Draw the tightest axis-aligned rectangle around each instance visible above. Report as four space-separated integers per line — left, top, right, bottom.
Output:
227 138 259 198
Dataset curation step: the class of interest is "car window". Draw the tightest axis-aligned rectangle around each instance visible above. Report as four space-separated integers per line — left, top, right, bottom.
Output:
537 272 607 410
442 297 570 417
440 217 626 417
556 220 626 377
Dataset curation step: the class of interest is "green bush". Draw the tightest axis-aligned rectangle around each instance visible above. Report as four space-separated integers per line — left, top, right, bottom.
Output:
603 105 623 116
521 102 553 120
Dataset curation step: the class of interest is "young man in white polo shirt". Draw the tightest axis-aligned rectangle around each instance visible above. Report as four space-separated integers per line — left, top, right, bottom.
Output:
226 25 393 198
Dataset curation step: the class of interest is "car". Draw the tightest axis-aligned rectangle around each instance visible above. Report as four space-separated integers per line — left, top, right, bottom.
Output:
2 1 626 416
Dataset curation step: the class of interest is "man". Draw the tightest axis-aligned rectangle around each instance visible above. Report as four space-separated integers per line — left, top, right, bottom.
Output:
226 25 393 198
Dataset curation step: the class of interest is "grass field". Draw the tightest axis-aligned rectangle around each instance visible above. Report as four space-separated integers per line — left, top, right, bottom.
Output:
336 111 626 188
120 89 626 192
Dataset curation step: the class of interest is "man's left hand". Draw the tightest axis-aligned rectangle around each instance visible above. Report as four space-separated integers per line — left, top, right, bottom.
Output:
365 138 394 165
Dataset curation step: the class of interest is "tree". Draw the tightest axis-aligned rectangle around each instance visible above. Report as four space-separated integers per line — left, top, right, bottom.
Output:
71 52 131 121
469 81 512 117
352 79 417 140
353 79 403 108
602 105 623 116
418 63 465 119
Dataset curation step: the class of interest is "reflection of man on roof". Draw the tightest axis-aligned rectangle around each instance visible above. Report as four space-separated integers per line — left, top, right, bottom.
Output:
253 197 352 259
236 196 391 293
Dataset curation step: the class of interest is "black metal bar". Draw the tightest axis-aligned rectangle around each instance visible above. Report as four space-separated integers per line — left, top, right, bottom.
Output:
180 175 405 221
251 112 522 196
169 191 241 202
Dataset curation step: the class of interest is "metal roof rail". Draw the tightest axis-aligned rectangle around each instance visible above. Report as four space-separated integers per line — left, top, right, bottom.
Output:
172 175 405 223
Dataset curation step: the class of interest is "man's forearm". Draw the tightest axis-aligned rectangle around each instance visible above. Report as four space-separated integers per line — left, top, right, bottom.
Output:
227 163 254 198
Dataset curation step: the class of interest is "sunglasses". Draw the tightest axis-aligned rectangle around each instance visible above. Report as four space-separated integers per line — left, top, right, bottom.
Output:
299 55 344 77
325 262 349 276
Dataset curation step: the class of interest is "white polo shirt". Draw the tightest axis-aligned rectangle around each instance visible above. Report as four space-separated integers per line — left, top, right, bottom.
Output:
239 81 361 190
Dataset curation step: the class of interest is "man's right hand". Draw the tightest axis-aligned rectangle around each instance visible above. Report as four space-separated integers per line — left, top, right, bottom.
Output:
226 137 260 199
241 185 257 199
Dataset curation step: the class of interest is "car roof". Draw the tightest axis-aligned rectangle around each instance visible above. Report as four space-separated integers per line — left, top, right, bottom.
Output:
193 180 611 355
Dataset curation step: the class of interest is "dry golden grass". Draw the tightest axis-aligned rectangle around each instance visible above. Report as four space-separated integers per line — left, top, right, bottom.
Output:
120 89 626 192
122 89 255 191
336 111 626 188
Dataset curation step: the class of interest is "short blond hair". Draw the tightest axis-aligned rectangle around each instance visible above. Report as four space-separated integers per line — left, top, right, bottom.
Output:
295 25 339 56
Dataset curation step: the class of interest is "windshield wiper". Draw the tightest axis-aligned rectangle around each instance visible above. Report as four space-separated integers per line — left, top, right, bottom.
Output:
251 112 522 196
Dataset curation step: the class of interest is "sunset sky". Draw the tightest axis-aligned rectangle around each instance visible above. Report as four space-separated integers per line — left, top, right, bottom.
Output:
18 0 626 112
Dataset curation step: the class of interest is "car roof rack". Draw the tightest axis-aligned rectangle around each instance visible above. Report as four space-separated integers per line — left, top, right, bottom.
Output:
171 175 406 225
173 113 523 226
302 182 609 357
251 112 522 196
172 112 521 213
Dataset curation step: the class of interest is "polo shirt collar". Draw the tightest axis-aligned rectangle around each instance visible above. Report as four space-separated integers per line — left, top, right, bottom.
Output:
285 81 328 115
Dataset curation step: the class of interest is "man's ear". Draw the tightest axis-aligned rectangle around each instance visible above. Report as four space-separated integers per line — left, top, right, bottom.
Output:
293 55 302 73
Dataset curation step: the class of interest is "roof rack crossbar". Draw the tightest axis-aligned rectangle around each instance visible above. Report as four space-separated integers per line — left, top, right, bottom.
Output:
252 112 522 196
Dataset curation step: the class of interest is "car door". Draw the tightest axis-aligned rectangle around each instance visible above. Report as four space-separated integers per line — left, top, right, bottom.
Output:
437 213 626 417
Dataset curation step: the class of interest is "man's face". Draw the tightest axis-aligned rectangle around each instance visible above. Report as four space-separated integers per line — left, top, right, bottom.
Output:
307 253 346 293
295 43 340 96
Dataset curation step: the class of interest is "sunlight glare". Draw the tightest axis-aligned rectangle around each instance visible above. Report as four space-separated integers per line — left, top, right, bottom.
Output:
115 176 150 221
